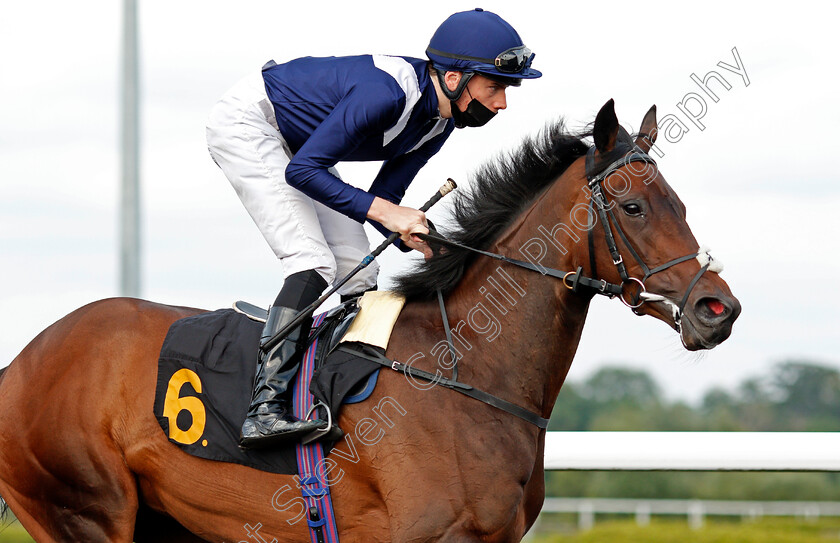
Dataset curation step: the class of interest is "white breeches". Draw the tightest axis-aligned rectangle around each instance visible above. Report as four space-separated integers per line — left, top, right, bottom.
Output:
205 71 378 295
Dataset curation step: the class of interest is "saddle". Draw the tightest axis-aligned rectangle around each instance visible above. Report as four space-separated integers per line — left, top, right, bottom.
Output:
153 293 404 475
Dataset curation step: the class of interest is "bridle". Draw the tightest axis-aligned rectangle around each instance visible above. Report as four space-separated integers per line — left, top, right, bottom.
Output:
419 143 721 330
583 143 721 337
381 141 724 427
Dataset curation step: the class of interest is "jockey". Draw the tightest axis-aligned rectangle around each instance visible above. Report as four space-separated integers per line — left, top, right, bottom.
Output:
206 8 541 449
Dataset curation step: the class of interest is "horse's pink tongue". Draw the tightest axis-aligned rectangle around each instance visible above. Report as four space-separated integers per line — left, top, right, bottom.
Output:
708 300 726 315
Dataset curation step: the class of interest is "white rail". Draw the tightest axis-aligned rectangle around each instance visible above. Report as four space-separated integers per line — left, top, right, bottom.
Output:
538 498 840 531
543 497 840 517
544 432 840 471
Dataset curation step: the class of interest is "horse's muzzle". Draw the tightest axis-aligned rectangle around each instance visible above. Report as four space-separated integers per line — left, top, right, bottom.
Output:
681 294 741 350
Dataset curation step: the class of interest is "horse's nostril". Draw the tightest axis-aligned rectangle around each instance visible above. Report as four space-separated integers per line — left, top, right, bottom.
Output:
707 299 726 316
696 297 730 323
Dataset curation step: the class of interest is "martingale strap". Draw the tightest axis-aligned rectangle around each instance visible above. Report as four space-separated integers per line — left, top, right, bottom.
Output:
336 344 550 429
293 312 340 543
437 289 459 382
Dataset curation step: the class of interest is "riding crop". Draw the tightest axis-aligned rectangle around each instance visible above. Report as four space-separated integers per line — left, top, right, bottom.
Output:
262 178 457 352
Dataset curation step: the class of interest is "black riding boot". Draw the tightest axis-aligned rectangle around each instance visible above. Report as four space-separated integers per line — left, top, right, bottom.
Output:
239 305 327 449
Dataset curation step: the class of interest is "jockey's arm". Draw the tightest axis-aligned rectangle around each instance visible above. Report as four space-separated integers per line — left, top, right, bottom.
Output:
363 132 451 258
283 88 399 222
284 91 446 259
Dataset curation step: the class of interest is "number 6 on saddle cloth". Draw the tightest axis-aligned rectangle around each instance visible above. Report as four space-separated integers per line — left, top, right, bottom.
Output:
153 291 402 474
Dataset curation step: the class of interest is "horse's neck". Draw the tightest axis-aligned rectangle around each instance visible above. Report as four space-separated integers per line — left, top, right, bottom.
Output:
440 258 590 418
435 174 592 417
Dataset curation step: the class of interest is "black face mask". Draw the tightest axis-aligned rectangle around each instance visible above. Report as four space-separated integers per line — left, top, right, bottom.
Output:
451 89 496 128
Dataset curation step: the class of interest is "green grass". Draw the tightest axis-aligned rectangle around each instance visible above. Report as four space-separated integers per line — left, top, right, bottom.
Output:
4 516 840 542
531 517 840 543
0 522 34 543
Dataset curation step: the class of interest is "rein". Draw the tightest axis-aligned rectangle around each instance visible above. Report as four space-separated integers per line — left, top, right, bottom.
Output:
416 232 623 297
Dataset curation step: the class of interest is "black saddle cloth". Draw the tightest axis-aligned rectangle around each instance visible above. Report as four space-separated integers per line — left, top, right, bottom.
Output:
152 303 380 475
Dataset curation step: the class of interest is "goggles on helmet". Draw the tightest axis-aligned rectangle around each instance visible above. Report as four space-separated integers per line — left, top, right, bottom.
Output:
493 46 533 73
426 45 534 74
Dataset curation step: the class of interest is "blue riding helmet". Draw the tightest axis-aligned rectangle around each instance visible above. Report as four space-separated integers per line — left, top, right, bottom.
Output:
426 8 541 96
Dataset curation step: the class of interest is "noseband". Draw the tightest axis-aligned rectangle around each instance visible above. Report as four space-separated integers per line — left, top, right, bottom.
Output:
584 144 720 333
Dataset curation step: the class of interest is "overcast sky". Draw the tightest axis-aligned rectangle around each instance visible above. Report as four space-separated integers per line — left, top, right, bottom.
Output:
1 1 838 403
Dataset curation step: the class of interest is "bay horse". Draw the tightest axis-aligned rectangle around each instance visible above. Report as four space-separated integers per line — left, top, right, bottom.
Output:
0 100 739 542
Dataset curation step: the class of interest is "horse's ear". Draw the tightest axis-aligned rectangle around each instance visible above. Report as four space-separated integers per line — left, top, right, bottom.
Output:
594 99 619 153
635 105 658 153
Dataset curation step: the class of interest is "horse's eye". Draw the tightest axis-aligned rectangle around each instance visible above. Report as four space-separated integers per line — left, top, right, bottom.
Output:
623 203 644 216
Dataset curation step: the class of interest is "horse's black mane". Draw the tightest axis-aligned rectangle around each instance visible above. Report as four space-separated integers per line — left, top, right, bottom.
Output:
393 119 591 300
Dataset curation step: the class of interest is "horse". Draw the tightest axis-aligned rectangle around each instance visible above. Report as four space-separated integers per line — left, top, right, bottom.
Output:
0 99 740 542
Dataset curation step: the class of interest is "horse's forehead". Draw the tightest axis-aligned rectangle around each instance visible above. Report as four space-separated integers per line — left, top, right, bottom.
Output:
643 171 686 217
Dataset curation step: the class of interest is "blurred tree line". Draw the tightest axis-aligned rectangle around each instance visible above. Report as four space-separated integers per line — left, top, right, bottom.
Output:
546 359 840 501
